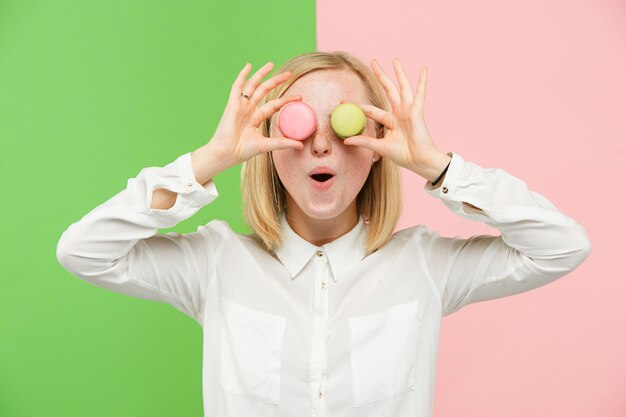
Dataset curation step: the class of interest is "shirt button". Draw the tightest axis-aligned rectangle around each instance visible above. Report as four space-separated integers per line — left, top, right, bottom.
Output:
321 282 326 289
319 391 323 399
186 180 193 187
316 250 324 257
442 186 448 194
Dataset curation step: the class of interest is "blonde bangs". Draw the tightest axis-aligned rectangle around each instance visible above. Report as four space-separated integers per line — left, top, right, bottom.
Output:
240 51 401 256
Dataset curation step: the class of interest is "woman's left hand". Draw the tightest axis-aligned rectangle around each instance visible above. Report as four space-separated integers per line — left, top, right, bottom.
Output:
342 58 446 178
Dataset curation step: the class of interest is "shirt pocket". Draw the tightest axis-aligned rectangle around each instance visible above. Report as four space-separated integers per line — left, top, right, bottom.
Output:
219 296 287 405
348 300 422 408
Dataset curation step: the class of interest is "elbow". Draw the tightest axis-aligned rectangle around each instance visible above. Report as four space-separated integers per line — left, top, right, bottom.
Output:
558 227 592 273
56 238 75 273
527 227 592 278
56 230 80 273
574 229 592 267
56 233 125 283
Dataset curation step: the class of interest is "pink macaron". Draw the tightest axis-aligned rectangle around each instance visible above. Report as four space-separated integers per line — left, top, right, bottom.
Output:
277 101 317 140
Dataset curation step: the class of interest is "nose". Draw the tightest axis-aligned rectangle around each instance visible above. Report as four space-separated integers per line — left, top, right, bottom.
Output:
309 123 339 156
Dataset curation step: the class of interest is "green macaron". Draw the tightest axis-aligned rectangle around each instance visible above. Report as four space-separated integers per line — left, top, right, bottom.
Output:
331 103 366 139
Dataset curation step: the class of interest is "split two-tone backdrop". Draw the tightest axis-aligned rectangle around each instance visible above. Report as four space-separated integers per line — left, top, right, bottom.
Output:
1 0 623 416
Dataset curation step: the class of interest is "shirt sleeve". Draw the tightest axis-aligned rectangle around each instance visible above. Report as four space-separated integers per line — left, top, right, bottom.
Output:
418 152 592 317
56 151 224 326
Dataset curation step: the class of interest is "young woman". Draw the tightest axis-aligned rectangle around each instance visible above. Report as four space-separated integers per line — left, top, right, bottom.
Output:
57 51 591 417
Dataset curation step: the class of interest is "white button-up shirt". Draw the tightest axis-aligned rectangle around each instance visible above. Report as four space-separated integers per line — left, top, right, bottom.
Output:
56 151 591 417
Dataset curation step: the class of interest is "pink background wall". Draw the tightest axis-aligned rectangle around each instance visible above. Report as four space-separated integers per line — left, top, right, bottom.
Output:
318 0 625 415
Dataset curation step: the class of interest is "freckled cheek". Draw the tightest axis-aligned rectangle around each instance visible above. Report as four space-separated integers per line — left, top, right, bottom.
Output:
272 157 305 187
341 174 361 191
342 159 372 185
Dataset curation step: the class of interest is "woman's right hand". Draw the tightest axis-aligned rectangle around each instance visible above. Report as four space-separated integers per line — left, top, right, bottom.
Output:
206 62 304 167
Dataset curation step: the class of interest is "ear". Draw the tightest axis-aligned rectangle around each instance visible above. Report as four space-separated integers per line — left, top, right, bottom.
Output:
375 124 383 137
373 123 384 162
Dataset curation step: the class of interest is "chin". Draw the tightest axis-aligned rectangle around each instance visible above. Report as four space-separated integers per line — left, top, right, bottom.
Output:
303 208 342 220
298 202 348 220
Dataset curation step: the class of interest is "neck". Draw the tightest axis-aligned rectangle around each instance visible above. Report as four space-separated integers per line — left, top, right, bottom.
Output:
285 201 359 247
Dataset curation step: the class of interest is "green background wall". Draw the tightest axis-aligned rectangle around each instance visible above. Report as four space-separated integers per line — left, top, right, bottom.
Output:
0 1 315 415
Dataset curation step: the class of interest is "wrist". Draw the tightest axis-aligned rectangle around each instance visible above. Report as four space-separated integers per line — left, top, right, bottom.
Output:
191 143 233 185
415 151 452 184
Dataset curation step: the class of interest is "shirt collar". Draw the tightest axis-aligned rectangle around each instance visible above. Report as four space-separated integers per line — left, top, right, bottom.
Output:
273 211 368 282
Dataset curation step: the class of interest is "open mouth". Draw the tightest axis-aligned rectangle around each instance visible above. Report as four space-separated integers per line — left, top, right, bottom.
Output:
310 173 334 182
308 173 336 191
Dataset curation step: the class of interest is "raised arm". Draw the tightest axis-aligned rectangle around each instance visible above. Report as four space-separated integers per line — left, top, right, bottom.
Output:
416 152 592 316
56 61 308 325
56 146 227 325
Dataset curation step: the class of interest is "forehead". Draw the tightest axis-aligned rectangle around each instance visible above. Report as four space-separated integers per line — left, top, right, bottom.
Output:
283 69 370 105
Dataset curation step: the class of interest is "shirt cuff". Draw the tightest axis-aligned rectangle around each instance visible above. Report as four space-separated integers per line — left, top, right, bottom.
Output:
127 151 219 215
423 151 490 221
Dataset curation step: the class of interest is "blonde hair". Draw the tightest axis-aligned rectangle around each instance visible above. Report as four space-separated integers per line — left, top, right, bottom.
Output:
240 51 401 257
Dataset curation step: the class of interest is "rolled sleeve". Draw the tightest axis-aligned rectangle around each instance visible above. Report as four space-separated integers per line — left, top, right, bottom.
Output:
419 152 591 316
56 151 223 325
128 151 219 220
